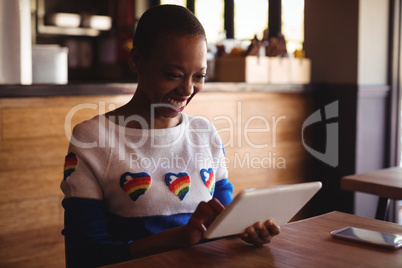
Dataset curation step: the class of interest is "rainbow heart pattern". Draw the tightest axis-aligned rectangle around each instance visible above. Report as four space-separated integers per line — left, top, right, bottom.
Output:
63 152 78 181
120 172 151 201
200 168 215 196
165 172 190 201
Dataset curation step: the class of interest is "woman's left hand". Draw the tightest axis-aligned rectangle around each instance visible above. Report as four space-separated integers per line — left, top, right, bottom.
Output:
239 219 280 246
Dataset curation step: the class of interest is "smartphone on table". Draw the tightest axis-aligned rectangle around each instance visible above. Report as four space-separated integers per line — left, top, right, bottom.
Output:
330 226 402 249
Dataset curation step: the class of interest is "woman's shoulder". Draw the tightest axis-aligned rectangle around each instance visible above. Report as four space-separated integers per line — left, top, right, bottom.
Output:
183 113 216 129
72 114 112 133
69 114 111 148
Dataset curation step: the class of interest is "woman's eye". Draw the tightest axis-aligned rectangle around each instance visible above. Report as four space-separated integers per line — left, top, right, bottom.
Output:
195 74 206 81
166 73 182 79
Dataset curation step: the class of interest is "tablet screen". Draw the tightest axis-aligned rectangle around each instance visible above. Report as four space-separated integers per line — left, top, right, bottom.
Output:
204 181 322 239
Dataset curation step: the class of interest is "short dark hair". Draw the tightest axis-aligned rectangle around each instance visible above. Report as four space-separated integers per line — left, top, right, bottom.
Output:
132 5 206 57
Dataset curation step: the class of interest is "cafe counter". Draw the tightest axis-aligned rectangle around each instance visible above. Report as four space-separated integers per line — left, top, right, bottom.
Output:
0 82 308 97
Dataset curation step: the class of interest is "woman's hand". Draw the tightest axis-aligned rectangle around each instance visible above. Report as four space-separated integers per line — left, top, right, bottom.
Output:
239 220 281 246
181 199 280 247
181 198 225 246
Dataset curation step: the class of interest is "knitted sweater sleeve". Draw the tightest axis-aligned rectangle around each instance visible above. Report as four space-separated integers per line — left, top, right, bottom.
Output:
210 127 233 206
213 177 233 206
61 118 132 267
62 198 132 267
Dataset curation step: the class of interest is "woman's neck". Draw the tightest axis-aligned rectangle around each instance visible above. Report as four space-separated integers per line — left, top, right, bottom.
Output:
105 90 182 129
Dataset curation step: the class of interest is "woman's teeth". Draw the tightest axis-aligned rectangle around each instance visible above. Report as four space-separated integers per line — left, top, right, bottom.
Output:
167 98 186 109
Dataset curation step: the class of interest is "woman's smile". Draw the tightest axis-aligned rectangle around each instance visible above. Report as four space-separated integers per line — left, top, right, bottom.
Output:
166 96 190 109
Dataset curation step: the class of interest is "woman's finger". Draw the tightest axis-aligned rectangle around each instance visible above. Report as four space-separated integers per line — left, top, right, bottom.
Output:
191 199 225 229
265 220 281 236
187 216 207 233
207 198 225 214
254 221 271 241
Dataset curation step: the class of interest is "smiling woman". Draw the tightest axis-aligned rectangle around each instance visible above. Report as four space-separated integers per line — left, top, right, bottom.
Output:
60 5 281 267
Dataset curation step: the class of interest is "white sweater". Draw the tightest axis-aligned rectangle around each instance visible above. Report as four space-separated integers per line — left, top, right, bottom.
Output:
61 113 231 218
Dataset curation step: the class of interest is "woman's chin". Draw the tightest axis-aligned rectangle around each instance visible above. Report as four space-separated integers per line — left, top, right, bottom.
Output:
155 106 184 119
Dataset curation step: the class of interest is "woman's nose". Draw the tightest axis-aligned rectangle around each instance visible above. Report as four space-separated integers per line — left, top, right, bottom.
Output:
178 77 194 96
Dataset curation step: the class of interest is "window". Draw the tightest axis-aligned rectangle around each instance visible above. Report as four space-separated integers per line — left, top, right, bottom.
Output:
160 0 224 43
282 0 304 53
234 0 268 40
195 0 225 43
160 0 186 6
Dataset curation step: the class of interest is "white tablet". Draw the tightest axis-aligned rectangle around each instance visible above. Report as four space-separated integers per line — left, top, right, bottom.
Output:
204 181 322 239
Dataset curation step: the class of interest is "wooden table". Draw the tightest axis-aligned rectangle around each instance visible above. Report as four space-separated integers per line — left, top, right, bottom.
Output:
104 212 402 268
342 167 402 219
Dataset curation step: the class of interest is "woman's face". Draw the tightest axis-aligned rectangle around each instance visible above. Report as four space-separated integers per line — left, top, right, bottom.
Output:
131 35 207 124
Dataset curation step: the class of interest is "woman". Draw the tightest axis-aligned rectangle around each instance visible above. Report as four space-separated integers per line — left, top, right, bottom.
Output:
61 5 280 267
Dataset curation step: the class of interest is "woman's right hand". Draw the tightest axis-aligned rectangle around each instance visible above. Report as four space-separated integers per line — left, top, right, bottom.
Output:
181 198 225 246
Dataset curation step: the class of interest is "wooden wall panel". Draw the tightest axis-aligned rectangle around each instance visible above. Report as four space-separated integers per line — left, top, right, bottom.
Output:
0 195 63 235
0 137 68 172
0 226 65 267
187 92 313 195
2 96 130 140
227 141 310 196
0 167 62 203
3 106 93 139
0 95 131 108
0 110 3 141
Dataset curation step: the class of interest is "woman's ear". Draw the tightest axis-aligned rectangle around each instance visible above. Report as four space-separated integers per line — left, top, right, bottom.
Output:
128 47 141 72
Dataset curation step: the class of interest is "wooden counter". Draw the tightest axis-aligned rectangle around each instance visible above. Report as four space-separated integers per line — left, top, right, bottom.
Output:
0 83 313 267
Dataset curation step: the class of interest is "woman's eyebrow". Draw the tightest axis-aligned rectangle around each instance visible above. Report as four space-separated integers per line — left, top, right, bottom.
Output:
163 64 207 72
162 64 185 71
